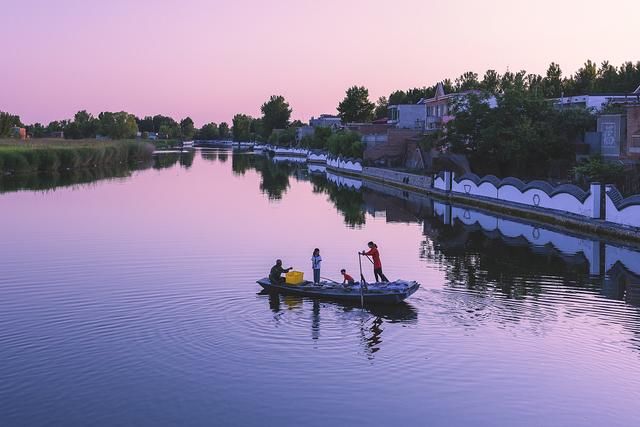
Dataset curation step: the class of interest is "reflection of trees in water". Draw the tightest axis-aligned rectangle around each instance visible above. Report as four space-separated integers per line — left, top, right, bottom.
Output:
420 218 594 299
231 154 295 200
218 152 228 163
153 153 181 169
0 160 154 194
231 152 252 175
179 151 195 168
153 151 196 170
200 151 218 162
310 174 366 227
231 153 365 221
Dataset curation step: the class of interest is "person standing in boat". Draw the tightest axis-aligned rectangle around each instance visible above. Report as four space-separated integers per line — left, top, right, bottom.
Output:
361 241 389 282
269 259 292 284
311 248 322 284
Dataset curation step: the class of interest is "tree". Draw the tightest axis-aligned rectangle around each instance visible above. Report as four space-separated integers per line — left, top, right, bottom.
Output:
26 122 47 138
180 117 195 139
337 86 375 123
137 116 155 133
198 122 219 140
97 111 138 139
455 71 480 91
0 111 23 137
326 131 363 158
543 62 563 98
572 60 598 94
374 96 389 119
260 95 292 137
68 110 99 139
388 90 408 105
481 70 501 94
232 114 252 141
219 122 230 139
152 115 178 135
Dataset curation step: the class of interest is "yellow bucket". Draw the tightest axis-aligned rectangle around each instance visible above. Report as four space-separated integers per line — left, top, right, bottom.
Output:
285 271 304 285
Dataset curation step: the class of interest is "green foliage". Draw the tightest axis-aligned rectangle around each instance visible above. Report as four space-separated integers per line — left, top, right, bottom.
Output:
232 114 252 141
268 128 296 147
218 122 230 139
374 96 388 119
300 126 332 150
337 86 375 123
180 117 195 139
260 95 292 137
64 110 99 139
443 88 596 178
95 111 139 139
198 122 219 140
326 131 363 158
573 156 624 183
0 112 23 137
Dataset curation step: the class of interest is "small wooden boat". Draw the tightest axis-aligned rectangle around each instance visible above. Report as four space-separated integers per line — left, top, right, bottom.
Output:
256 278 420 305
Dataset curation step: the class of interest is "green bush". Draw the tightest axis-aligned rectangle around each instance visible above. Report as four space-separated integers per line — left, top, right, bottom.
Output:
573 156 624 183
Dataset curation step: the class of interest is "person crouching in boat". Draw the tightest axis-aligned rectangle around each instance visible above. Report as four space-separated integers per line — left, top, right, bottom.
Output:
311 248 322 284
269 259 292 284
361 241 389 282
341 269 355 286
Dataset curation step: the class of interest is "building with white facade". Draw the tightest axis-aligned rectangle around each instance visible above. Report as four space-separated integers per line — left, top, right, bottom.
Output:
309 114 342 128
387 104 426 130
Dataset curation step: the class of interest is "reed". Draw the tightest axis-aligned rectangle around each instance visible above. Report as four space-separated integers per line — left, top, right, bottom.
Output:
0 139 154 174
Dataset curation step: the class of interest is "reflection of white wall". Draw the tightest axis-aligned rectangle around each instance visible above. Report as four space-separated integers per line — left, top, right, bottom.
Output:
436 203 599 268
606 245 640 276
308 164 327 174
605 197 640 229
436 201 640 277
326 172 362 189
273 156 306 163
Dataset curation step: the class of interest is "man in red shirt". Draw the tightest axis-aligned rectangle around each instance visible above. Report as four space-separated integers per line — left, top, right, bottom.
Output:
341 269 355 285
361 241 389 282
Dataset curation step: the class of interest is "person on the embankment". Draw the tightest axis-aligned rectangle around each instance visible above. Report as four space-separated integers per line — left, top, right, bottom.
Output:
361 241 389 282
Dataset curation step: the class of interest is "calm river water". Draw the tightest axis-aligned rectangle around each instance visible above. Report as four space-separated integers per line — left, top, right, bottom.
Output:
2 149 640 426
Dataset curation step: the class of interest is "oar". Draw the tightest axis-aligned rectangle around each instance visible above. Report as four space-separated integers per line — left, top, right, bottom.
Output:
358 252 366 308
321 276 340 285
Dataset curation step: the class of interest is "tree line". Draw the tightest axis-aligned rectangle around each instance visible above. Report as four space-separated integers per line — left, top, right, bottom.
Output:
1 110 234 141
349 60 640 122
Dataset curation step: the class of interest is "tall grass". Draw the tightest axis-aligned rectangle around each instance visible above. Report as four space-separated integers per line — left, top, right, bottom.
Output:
0 140 154 174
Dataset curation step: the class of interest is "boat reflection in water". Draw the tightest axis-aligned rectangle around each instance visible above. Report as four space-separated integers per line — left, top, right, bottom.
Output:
258 289 417 357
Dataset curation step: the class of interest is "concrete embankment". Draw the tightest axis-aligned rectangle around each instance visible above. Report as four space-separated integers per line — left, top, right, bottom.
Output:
327 165 640 245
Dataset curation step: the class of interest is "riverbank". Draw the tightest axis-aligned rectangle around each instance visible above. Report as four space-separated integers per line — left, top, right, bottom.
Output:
324 163 640 245
0 139 155 174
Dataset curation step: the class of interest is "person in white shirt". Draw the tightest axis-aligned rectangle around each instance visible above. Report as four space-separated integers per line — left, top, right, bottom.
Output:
311 248 322 284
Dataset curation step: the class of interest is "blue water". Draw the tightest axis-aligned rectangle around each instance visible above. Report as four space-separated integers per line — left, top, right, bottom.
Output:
1 150 640 426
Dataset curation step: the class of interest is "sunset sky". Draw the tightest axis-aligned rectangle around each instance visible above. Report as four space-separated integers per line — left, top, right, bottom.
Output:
2 0 639 126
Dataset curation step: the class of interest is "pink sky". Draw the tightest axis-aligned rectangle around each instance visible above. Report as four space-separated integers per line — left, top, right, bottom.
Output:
2 0 639 126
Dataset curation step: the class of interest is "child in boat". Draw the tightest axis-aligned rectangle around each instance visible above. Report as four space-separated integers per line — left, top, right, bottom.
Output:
341 269 355 285
361 241 389 282
311 248 322 284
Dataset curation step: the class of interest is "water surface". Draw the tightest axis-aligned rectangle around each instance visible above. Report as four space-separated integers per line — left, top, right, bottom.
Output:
1 149 640 426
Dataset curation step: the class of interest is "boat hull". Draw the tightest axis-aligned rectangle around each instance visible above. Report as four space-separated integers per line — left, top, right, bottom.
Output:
256 278 419 305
